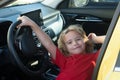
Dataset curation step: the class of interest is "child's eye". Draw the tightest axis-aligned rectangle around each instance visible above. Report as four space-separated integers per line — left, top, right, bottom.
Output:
76 38 82 41
66 41 72 45
67 42 72 44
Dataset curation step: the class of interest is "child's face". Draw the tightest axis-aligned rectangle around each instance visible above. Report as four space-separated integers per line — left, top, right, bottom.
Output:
64 31 85 55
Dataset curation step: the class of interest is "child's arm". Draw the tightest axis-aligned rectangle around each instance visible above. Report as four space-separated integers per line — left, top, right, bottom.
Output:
88 33 106 44
17 16 57 60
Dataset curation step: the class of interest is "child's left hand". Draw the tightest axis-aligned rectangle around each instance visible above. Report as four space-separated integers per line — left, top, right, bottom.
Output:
88 33 97 43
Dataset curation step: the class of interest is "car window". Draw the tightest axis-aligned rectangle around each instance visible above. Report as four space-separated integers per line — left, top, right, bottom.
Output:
69 0 120 8
114 51 120 71
91 0 120 2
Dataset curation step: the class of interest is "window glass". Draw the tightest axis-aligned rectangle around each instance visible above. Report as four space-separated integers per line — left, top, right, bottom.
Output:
69 0 89 7
91 0 120 2
69 0 120 8
114 50 120 72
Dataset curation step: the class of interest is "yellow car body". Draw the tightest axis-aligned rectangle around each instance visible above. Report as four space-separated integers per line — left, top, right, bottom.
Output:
92 2 120 80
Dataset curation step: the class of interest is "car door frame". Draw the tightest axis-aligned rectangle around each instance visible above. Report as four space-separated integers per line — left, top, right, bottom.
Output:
92 2 120 80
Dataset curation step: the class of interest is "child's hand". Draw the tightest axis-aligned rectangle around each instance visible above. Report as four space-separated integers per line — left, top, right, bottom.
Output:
17 16 36 28
88 33 97 43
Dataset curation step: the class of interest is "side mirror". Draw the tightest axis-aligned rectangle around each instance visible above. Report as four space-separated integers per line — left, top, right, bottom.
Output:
69 0 89 7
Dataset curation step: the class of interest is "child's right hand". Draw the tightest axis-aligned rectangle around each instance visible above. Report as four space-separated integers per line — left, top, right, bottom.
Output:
17 16 36 28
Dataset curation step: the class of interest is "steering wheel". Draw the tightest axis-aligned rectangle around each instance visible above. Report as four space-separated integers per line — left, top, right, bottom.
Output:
7 20 50 77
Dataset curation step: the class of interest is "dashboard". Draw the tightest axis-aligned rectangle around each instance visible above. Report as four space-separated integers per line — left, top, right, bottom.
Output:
0 3 64 73
0 3 64 47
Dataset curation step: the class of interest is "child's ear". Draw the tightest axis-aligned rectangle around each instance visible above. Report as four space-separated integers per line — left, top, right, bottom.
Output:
85 40 94 53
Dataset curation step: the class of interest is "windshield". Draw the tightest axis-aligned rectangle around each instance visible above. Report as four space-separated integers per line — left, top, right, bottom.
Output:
1 0 119 8
0 0 63 9
0 0 44 7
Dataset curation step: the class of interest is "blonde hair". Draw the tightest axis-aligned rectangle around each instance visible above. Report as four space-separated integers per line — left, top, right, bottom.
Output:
57 24 94 56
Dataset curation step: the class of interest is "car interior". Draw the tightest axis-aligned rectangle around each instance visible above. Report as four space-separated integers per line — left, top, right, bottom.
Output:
0 0 119 80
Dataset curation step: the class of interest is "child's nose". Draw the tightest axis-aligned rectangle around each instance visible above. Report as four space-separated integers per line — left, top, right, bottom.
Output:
73 41 78 45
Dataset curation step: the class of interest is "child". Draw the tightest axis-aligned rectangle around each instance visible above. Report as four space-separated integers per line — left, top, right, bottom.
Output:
17 16 105 80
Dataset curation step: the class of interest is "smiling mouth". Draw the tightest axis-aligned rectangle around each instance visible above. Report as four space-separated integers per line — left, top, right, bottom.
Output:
73 46 81 50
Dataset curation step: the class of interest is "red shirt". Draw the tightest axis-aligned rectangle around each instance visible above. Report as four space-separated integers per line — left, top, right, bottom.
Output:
52 48 100 80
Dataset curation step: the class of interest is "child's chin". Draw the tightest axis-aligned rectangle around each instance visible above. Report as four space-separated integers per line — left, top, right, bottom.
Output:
73 50 82 54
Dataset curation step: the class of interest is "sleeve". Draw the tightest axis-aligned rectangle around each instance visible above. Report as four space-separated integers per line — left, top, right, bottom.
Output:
92 49 100 67
51 48 66 69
